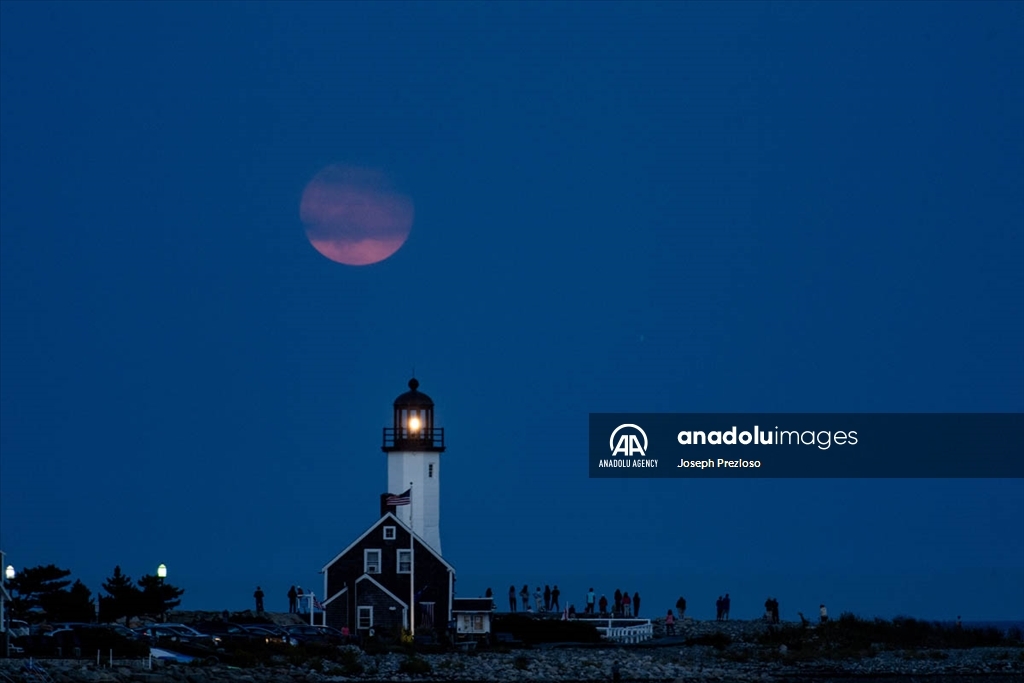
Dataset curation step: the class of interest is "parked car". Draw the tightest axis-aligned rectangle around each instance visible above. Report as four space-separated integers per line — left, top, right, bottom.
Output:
283 624 353 646
192 621 268 648
135 624 221 649
242 624 288 645
15 624 149 658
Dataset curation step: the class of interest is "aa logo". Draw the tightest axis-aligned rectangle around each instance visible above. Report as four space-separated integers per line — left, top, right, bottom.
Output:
610 424 648 457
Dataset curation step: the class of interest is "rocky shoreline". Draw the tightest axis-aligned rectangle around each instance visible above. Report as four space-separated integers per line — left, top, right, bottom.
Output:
2 618 1020 683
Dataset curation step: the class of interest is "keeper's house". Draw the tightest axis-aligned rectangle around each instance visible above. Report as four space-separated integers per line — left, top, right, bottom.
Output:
320 379 456 637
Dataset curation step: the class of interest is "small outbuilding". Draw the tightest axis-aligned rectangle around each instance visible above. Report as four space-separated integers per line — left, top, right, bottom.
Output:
451 597 494 640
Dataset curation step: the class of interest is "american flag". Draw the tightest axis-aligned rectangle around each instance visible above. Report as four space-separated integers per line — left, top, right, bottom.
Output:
313 595 325 611
386 488 411 506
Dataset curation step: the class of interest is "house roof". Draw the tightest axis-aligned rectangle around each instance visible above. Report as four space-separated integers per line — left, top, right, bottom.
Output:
323 584 347 607
355 574 408 609
452 598 493 612
321 511 455 574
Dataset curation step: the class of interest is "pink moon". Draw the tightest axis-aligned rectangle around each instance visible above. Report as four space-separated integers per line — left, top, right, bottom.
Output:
299 165 414 266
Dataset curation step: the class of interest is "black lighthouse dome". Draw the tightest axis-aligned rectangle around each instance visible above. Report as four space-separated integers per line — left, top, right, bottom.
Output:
382 378 445 452
393 378 434 408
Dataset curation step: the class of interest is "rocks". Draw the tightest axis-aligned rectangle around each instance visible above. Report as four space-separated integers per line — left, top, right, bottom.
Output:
2 638 1022 682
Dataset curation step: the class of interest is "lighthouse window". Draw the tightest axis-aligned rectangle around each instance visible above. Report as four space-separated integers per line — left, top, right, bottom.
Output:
429 464 434 478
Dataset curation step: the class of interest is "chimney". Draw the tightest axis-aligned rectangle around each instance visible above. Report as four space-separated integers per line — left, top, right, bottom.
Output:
380 493 395 518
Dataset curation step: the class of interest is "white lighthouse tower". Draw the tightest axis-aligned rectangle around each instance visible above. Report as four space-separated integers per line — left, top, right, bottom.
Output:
382 378 445 555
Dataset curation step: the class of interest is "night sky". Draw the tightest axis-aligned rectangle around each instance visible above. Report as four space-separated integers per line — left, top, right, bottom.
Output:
2 1 1022 622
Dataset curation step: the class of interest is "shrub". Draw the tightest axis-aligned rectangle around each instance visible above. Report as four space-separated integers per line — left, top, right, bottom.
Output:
337 647 365 675
228 650 260 668
398 655 432 674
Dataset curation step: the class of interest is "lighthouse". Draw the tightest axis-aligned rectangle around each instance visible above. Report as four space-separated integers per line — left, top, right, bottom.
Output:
382 378 445 555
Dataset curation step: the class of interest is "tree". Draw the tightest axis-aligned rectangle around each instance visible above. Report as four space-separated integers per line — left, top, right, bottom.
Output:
138 573 184 620
39 580 96 622
100 566 142 624
8 564 72 622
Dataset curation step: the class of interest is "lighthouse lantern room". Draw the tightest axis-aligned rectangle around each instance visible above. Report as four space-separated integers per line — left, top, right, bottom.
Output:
382 378 446 554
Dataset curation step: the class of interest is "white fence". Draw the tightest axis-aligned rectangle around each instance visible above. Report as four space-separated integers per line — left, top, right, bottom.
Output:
584 618 654 643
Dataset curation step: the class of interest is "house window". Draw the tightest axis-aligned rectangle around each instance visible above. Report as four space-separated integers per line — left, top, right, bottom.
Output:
364 549 381 574
397 549 411 574
357 606 373 629
428 463 434 477
383 526 396 540
473 615 485 631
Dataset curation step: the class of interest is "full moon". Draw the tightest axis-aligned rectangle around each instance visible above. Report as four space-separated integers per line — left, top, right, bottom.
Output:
299 165 414 266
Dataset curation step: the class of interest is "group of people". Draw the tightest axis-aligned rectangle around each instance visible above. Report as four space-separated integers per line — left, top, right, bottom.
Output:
715 594 732 620
584 588 642 617
253 585 310 614
509 584 562 613
496 585 831 626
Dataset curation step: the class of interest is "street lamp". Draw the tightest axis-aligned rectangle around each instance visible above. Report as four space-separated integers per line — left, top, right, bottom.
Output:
4 566 13 581
156 564 168 622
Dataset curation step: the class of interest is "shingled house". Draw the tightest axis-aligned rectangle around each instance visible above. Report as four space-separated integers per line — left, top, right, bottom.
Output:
320 509 454 636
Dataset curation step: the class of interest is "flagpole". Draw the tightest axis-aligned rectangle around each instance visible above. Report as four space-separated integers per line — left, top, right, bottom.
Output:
409 481 415 637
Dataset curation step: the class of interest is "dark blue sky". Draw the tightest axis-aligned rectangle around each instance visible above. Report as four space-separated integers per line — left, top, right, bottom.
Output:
2 1 1022 621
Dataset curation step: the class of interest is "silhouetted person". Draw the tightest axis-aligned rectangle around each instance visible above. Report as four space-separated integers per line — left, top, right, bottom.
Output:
614 589 623 617
288 586 298 614
716 596 723 621
665 609 676 635
509 585 517 612
485 587 493 597
568 604 577 619
622 590 632 617
544 585 552 612
533 586 542 612
723 593 731 620
297 586 305 614
819 604 828 623
253 586 265 613
633 592 641 617
599 594 608 615
586 588 596 614
771 598 780 624
676 596 686 618
551 585 561 611
520 585 529 611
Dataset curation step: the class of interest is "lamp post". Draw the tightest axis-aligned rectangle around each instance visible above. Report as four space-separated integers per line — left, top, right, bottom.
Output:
3 560 13 658
157 564 167 622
